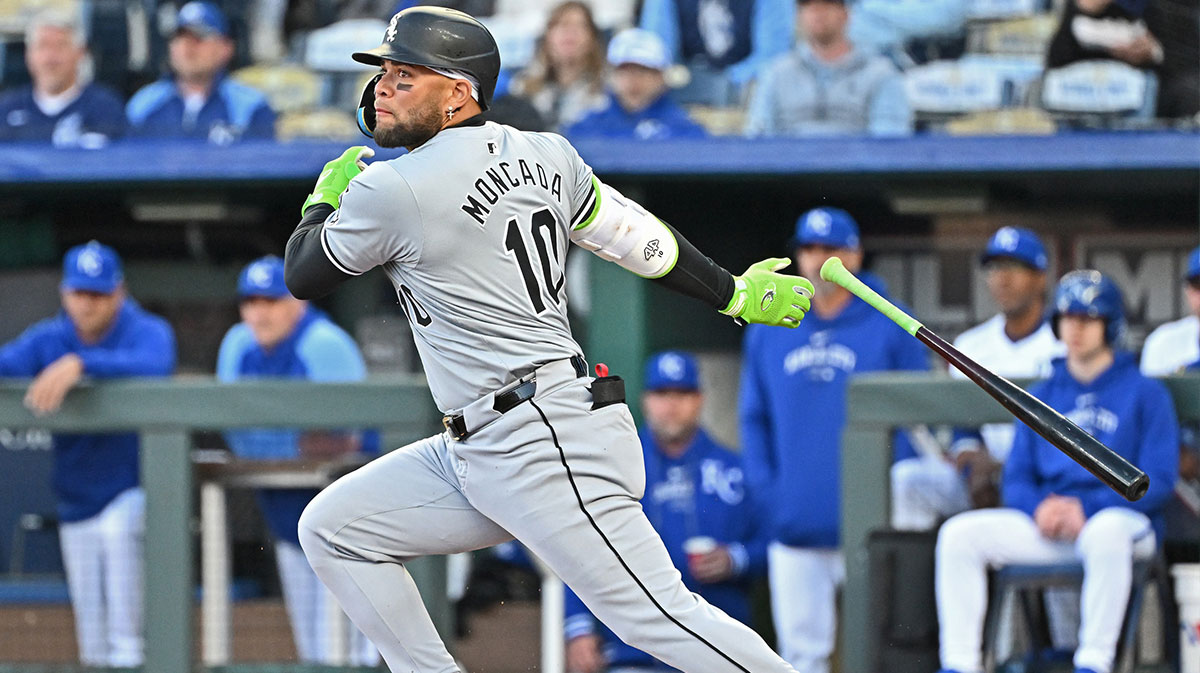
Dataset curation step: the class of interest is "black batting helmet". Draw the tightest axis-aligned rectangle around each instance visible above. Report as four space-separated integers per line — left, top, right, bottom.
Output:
352 7 501 110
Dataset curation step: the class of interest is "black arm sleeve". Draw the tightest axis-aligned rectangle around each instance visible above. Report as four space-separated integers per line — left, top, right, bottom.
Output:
284 204 354 300
650 221 736 311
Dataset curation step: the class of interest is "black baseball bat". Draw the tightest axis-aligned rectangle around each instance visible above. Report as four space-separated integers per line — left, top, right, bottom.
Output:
820 257 1149 501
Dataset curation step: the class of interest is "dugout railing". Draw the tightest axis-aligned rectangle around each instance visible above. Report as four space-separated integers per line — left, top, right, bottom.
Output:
840 372 1200 673
0 377 442 673
0 373 1196 672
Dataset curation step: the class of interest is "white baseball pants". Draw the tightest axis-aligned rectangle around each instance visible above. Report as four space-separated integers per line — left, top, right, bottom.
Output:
58 486 144 667
767 544 844 673
890 455 970 531
274 540 379 665
936 507 1156 673
299 362 796 673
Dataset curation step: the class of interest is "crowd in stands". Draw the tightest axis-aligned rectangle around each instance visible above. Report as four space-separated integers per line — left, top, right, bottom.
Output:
0 0 1195 148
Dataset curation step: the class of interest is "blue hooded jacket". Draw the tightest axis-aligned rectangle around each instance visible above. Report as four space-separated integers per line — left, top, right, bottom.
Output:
1003 352 1179 542
0 299 176 522
739 272 929 547
566 92 707 141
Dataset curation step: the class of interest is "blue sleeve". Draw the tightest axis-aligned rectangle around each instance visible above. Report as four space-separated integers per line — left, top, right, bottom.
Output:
1080 382 1179 518
563 585 598 640
82 86 127 141
77 316 175 378
0 325 49 377
243 104 276 140
731 488 769 578
727 0 795 85
639 0 682 64
216 325 251 383
296 325 367 383
1002 421 1041 516
868 71 914 137
738 328 776 497
743 63 779 136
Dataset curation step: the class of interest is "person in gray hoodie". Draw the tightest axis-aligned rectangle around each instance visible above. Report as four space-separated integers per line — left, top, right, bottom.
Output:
744 0 912 137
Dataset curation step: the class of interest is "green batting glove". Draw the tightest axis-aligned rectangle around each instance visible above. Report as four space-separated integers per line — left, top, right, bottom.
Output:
721 258 815 328
301 145 375 214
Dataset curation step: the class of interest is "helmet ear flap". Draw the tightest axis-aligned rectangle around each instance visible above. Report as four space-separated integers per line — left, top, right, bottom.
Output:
357 73 383 138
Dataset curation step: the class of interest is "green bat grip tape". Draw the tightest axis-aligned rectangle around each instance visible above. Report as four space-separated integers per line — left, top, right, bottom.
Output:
819 257 924 336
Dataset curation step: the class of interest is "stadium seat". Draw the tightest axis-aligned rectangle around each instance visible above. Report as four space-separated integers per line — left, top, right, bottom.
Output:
905 60 1009 129
275 108 359 142
232 64 321 115
966 13 1059 56
1039 61 1158 122
981 558 1173 673
966 0 1049 22
303 19 387 109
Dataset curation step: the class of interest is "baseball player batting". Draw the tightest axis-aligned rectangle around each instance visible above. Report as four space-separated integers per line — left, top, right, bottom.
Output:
283 8 811 673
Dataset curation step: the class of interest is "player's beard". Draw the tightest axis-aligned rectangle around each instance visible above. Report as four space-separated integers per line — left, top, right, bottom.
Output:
374 102 445 150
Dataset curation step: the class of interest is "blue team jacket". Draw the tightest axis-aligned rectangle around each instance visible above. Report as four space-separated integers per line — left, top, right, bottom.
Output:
1003 352 1179 542
126 73 275 143
565 92 707 141
564 428 767 669
217 307 373 546
0 299 176 522
0 82 126 146
739 272 929 547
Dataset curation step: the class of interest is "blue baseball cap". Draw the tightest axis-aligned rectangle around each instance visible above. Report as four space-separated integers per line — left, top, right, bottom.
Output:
644 350 700 393
1186 246 1199 281
980 226 1048 271
61 241 123 293
237 256 291 299
175 2 229 39
789 207 860 250
607 28 671 70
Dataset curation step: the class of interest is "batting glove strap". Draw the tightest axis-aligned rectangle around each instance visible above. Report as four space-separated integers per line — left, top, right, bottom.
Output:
723 258 815 328
301 146 375 215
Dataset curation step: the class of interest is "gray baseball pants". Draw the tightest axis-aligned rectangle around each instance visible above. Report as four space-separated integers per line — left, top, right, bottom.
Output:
299 359 795 673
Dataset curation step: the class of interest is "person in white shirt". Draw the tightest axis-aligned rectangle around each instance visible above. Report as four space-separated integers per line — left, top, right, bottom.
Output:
1140 245 1200 377
891 227 1064 530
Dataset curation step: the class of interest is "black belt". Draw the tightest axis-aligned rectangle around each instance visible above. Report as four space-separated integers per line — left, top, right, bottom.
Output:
442 355 587 441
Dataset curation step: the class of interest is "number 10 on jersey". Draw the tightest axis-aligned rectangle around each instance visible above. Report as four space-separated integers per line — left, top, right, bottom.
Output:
505 208 565 314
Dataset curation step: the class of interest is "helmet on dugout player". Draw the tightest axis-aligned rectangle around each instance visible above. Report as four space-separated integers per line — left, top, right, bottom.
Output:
353 7 501 137
1050 270 1126 345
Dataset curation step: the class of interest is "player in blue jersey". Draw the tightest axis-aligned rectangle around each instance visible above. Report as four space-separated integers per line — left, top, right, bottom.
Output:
891 227 1063 530
935 270 1179 673
216 256 378 665
0 241 175 667
565 351 767 672
126 2 275 144
738 207 929 673
0 10 125 147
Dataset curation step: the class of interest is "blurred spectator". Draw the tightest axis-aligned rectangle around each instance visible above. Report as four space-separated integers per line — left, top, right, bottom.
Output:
1144 0 1199 118
892 227 1062 530
508 2 608 131
934 270 1178 673
0 10 126 147
217 256 379 666
845 0 968 64
739 208 928 673
744 0 912 137
639 0 793 106
564 351 767 673
127 2 276 143
0 241 176 668
1046 0 1163 71
565 28 707 140
1140 245 1200 377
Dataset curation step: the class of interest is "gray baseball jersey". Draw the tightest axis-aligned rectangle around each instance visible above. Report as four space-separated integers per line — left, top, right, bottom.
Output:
321 121 589 411
297 121 797 673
